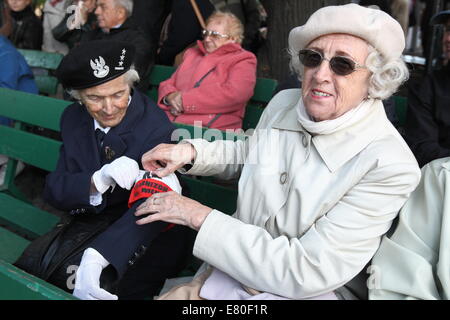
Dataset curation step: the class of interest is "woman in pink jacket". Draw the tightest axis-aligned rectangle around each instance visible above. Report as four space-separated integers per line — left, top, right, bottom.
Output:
157 11 257 130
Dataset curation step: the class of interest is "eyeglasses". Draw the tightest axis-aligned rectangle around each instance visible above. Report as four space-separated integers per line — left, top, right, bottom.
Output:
202 29 230 40
298 49 367 76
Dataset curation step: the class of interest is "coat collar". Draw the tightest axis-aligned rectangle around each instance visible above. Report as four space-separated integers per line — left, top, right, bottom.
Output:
272 93 387 172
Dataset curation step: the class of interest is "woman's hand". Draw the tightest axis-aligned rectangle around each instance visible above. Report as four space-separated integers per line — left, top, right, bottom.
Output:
135 192 212 231
141 143 197 177
166 92 183 116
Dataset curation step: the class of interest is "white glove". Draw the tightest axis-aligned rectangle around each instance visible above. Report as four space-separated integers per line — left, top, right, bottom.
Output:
73 248 118 300
92 156 140 193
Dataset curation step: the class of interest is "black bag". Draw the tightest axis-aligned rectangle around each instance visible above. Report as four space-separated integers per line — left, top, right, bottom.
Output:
14 214 118 293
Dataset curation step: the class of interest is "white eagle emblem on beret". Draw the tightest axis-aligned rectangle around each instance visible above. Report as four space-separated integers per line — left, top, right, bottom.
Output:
90 56 110 78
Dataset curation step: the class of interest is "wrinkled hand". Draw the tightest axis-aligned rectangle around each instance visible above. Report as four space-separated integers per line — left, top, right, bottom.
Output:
73 248 118 300
141 143 196 177
166 92 183 116
92 156 140 193
135 192 212 231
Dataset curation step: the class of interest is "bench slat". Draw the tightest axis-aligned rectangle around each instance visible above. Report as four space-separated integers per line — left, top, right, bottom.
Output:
0 126 61 172
252 77 278 103
34 75 59 96
0 227 30 263
148 64 175 86
180 176 237 215
17 49 63 70
0 88 69 131
0 193 59 239
0 259 75 300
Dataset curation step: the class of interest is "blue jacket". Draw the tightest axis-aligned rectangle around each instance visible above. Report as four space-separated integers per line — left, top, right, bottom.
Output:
0 35 38 126
0 35 38 93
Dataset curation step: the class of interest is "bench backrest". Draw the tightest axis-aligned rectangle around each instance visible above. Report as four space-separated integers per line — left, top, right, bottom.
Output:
147 64 278 131
17 49 64 96
0 88 69 173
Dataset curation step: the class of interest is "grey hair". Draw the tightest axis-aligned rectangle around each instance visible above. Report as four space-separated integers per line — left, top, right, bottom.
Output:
68 67 140 100
206 10 245 44
288 43 409 100
113 0 133 17
365 45 409 100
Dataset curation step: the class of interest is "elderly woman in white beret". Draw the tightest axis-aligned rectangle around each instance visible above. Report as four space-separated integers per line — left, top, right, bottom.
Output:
134 4 421 300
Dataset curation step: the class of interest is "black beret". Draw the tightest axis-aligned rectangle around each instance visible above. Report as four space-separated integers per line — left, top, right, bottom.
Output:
56 40 136 90
430 10 450 25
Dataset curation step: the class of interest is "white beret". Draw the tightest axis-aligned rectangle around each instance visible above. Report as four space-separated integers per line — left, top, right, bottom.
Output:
289 3 405 60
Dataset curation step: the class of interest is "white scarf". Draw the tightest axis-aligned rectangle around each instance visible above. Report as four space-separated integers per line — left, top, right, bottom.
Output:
296 96 376 135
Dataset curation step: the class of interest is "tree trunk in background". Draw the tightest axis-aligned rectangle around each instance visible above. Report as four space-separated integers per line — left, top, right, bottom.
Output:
258 0 352 82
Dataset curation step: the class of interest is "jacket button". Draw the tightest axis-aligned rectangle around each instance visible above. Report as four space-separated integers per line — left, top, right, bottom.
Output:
280 172 288 185
302 135 308 147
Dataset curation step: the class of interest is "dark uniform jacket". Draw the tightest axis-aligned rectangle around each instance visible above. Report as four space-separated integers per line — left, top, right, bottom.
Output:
81 18 153 91
405 65 450 167
43 89 174 216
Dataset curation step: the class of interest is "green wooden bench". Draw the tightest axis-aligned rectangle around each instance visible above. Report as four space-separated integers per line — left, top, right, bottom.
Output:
0 87 246 298
147 64 278 131
17 49 64 96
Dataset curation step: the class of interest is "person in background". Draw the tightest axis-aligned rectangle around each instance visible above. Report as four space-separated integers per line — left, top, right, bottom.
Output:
405 11 450 167
157 11 256 130
0 34 38 184
156 0 215 66
80 0 152 92
4 0 42 49
135 4 420 300
50 0 96 52
41 0 71 54
210 0 265 54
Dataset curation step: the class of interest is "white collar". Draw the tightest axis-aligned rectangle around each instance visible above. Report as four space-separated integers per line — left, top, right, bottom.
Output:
94 120 111 134
272 94 388 172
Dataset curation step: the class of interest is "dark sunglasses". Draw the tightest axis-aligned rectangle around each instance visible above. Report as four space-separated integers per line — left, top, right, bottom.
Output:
202 29 230 40
298 49 366 76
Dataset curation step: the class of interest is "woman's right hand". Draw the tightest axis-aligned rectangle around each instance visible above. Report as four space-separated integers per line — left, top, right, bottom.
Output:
166 92 183 115
141 143 197 177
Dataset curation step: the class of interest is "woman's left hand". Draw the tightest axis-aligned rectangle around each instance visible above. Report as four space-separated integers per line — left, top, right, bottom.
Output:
135 192 213 231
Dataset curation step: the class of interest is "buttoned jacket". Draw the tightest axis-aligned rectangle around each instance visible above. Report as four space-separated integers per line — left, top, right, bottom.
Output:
185 89 421 299
43 89 174 217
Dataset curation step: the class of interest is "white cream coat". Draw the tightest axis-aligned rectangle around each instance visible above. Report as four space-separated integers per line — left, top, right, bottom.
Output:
369 157 450 300
184 89 421 299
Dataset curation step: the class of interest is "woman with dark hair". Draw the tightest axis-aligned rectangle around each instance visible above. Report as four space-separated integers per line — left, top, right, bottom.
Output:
5 0 42 49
